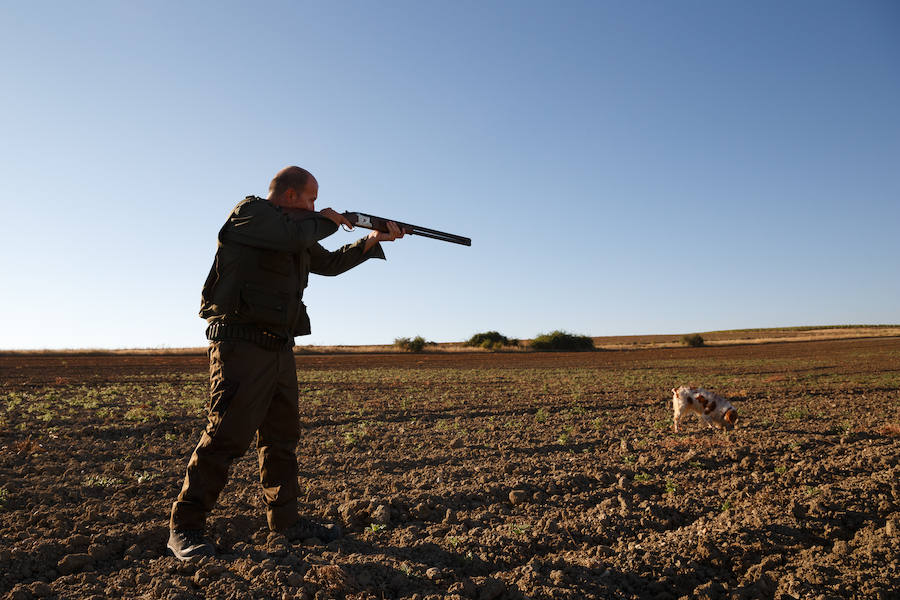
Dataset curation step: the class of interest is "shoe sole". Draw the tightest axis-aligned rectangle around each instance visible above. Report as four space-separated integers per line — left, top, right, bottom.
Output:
167 542 214 562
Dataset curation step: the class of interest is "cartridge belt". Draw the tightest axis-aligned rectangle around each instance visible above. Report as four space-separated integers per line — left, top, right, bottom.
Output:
205 323 294 352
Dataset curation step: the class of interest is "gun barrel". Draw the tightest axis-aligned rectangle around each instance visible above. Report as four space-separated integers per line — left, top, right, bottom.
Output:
343 212 471 246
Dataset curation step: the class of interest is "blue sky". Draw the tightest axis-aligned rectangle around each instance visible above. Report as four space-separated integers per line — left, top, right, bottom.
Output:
2 1 898 349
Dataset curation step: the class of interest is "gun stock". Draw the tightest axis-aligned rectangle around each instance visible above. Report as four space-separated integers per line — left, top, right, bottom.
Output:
342 212 471 246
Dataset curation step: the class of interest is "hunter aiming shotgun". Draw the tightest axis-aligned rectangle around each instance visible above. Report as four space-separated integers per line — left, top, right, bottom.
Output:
342 212 471 246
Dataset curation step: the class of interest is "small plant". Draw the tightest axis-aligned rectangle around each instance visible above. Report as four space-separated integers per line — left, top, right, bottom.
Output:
535 407 548 424
591 417 604 430
135 471 157 484
368 523 386 533
720 500 732 512
395 336 427 352
689 460 702 468
784 408 809 420
0 487 8 509
654 416 674 430
447 535 460 547
634 472 651 482
775 465 787 475
682 334 705 347
623 454 636 464
530 331 594 351
665 479 678 494
165 432 177 442
557 426 574 444
510 523 530 535
83 475 123 488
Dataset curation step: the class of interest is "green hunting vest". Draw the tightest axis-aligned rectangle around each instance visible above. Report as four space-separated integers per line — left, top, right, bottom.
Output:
200 196 382 338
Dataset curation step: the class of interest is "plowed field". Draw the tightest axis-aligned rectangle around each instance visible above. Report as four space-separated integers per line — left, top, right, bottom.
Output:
1 337 898 599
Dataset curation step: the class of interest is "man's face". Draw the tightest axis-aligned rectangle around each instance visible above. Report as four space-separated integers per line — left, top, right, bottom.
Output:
289 178 318 211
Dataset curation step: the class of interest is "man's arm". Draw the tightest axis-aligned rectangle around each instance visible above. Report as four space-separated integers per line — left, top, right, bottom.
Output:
310 221 405 276
222 198 343 253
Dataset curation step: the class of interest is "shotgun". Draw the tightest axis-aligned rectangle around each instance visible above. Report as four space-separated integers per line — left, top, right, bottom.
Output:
342 212 471 246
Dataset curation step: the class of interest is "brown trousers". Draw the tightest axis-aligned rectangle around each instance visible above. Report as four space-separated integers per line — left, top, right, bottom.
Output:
170 340 300 531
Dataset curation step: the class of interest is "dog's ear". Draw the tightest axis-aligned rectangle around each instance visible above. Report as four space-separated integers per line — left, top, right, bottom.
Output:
724 409 737 425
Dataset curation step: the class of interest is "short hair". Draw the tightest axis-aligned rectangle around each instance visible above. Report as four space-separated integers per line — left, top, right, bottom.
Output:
269 166 313 199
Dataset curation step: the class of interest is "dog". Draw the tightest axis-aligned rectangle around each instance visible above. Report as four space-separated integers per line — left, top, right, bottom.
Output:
671 386 738 433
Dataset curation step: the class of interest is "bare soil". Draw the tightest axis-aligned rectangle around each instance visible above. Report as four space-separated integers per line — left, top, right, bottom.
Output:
1 337 898 599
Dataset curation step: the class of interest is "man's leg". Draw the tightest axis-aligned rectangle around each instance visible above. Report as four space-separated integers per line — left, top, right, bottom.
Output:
257 348 301 530
170 341 278 532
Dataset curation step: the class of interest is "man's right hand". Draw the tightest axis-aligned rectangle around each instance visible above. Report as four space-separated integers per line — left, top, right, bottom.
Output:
319 208 353 229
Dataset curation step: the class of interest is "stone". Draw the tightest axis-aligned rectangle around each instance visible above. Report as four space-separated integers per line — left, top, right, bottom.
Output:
57 553 93 575
509 490 528 505
371 504 390 525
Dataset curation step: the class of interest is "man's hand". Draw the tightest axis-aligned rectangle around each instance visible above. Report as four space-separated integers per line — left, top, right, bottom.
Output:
369 220 406 242
319 208 353 229
364 220 404 253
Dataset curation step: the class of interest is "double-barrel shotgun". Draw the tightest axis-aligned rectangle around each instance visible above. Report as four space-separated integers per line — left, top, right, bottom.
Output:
342 212 471 246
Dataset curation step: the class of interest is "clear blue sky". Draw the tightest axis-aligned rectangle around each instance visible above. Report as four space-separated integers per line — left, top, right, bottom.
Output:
2 1 899 349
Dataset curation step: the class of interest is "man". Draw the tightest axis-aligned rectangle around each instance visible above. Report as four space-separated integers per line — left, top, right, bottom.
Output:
168 166 404 560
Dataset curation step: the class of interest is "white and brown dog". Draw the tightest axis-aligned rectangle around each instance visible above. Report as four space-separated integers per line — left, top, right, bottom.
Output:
671 386 738 433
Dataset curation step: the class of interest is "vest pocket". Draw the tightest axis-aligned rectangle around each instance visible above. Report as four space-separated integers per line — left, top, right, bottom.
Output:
238 282 288 325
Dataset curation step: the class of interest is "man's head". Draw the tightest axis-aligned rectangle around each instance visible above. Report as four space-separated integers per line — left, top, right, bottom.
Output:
268 166 318 211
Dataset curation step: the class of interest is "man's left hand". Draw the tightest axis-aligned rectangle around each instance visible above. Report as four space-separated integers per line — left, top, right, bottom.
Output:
369 220 406 242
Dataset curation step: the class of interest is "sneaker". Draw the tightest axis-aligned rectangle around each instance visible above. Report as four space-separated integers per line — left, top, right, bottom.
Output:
278 517 342 543
167 529 215 561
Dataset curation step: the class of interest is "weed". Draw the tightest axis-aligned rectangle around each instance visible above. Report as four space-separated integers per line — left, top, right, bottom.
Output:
720 500 732 512
623 454 636 464
689 460 702 469
775 465 787 475
665 479 678 494
165 432 177 442
784 408 809 420
654 417 674 430
367 523 386 533
82 475 124 488
557 426 574 444
510 523 530 535
535 407 548 424
135 471 158 484
634 472 651 482
805 486 820 496
447 535 460 547
591 417 604 430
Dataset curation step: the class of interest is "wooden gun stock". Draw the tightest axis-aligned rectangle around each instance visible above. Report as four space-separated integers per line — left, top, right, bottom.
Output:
342 212 471 246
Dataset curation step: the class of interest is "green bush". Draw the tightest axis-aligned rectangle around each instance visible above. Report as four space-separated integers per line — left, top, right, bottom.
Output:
682 334 705 347
466 331 514 347
394 336 427 352
530 331 594 351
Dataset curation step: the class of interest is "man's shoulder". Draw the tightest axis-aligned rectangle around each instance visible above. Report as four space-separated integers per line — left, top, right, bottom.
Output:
228 196 275 218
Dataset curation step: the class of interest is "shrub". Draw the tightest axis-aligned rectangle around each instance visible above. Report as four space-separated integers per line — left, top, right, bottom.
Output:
466 331 514 347
682 334 705 347
395 336 426 352
530 331 594 351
